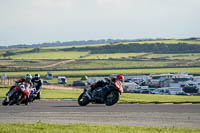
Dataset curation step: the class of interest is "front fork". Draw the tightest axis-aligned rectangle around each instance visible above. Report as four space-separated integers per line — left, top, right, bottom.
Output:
84 89 92 100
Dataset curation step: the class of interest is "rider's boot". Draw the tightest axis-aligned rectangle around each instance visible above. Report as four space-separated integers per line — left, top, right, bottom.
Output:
5 95 9 102
25 98 29 105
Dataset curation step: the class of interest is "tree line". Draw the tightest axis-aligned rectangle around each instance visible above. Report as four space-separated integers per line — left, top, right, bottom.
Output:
0 39 123 50
62 43 200 54
1 42 200 57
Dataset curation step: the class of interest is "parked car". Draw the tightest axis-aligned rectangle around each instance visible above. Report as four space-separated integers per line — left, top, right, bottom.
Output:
43 80 50 85
151 89 170 95
72 81 86 86
124 79 132 82
132 89 141 93
175 91 190 96
148 88 156 94
140 89 150 94
58 76 67 84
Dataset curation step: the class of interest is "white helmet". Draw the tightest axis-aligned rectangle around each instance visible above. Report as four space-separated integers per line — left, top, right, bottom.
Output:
25 74 32 80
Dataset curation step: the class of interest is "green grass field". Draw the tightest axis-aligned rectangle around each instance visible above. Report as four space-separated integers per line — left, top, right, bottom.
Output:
10 51 89 59
142 53 200 60
2 59 197 70
82 53 146 59
40 43 108 50
1 57 200 70
1 39 200 76
1 67 200 77
55 60 190 69
0 39 200 71
0 122 199 133
1 88 200 104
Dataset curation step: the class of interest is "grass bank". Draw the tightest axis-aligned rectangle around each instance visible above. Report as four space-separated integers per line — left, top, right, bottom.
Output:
2 67 200 77
0 122 199 133
1 88 200 104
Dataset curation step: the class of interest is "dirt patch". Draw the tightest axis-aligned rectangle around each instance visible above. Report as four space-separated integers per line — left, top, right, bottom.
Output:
33 59 75 68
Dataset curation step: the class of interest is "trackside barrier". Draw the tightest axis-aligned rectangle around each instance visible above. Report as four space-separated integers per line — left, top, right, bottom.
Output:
0 77 15 86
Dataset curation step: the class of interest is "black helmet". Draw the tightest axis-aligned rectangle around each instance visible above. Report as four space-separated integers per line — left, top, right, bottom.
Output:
34 74 40 80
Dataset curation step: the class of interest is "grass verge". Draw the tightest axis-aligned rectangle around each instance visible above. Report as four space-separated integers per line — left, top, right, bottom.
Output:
0 122 199 133
1 88 200 104
2 67 200 77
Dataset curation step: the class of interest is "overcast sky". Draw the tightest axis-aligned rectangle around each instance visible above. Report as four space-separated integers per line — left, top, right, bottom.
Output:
0 0 200 46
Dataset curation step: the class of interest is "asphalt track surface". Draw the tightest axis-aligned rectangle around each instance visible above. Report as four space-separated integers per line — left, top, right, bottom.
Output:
0 100 200 128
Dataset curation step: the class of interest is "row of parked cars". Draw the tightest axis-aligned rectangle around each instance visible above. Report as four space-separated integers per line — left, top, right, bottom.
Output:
43 77 86 86
130 88 190 95
44 72 87 86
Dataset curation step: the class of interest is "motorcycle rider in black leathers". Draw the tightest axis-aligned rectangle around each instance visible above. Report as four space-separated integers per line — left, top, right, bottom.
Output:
31 74 43 99
90 75 124 92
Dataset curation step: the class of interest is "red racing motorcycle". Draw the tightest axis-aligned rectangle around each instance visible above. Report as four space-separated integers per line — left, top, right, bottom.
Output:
2 83 30 106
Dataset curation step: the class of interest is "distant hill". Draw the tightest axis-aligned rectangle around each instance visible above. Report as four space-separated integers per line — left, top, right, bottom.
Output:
1 38 200 57
0 38 171 50
0 39 128 49
180 37 200 41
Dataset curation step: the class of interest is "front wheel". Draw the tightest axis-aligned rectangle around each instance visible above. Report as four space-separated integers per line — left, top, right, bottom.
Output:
105 91 120 106
9 92 21 106
78 93 90 106
2 98 9 106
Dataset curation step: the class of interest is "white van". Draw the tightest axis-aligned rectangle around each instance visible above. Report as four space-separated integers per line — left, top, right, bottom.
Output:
58 76 67 84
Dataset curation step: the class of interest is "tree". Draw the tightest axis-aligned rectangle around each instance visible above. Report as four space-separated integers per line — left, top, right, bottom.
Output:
31 48 40 52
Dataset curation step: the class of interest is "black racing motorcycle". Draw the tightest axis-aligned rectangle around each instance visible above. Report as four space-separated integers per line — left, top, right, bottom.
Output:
78 81 123 106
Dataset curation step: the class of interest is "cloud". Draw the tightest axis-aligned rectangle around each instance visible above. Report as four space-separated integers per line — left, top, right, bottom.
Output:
97 0 123 7
33 0 73 9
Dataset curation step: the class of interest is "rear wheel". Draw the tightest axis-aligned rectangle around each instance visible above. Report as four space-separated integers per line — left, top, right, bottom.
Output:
105 90 120 106
78 93 90 106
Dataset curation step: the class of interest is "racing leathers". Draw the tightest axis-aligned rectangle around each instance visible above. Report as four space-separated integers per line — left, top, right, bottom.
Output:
6 78 32 104
31 78 42 94
90 77 123 93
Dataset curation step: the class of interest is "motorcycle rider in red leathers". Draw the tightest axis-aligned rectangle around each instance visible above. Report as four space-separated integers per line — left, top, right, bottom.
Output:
6 74 33 105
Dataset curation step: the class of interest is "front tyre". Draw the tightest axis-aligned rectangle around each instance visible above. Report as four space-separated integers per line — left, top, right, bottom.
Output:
78 93 90 106
9 93 20 106
105 90 120 106
2 99 9 106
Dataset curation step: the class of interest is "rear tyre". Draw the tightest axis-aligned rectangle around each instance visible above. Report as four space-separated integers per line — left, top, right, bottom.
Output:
78 93 90 106
105 90 120 106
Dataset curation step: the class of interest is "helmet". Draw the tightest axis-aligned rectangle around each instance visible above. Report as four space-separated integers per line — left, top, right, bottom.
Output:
25 74 32 80
116 74 124 82
34 74 40 80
